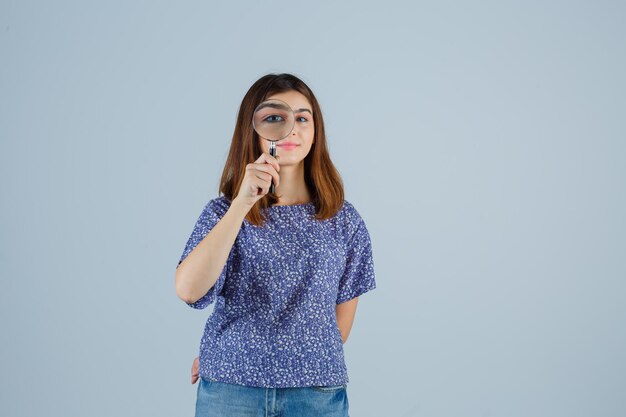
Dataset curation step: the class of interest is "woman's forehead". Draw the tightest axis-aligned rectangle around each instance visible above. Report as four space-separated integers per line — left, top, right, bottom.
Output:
266 91 312 113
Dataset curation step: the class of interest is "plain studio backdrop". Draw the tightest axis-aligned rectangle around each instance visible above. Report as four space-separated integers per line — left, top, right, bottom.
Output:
1 1 624 416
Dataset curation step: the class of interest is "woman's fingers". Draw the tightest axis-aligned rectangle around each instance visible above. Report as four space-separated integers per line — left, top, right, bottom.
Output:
234 152 281 206
191 356 199 384
253 169 276 187
254 178 270 197
249 163 280 187
254 152 280 174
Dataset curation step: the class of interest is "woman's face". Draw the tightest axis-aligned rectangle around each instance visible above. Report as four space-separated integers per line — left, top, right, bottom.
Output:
257 90 315 168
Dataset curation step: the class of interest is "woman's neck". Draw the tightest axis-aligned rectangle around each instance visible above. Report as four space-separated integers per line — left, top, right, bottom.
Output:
272 162 311 205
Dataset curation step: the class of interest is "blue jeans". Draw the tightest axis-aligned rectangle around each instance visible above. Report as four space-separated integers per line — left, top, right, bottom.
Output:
195 377 350 417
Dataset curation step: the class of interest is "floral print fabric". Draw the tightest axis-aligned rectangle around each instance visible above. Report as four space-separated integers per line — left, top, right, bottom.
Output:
177 196 376 388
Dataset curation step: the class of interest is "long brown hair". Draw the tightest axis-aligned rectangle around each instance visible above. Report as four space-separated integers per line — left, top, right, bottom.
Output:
218 73 345 226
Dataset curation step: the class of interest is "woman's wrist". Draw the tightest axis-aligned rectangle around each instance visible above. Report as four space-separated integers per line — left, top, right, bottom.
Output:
230 196 253 218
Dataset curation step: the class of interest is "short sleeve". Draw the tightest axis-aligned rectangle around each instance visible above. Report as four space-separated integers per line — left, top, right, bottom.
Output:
336 216 377 304
176 197 231 309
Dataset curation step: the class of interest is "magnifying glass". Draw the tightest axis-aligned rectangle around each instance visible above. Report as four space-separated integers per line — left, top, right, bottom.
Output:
252 99 295 194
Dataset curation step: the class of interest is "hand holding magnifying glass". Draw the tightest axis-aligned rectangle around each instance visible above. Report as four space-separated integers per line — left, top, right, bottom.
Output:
252 99 296 194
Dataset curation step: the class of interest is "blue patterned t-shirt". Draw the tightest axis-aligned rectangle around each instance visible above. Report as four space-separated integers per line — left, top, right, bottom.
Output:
176 196 377 388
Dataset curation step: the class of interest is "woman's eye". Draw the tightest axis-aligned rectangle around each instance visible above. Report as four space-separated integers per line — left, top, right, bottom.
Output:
297 117 309 122
264 115 284 123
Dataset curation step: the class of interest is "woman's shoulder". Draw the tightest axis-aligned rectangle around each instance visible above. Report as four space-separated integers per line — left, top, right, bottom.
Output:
203 195 232 215
335 199 369 235
328 199 373 247
338 199 364 221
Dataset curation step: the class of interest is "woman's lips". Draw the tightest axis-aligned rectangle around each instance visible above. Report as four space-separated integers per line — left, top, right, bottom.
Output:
278 144 299 150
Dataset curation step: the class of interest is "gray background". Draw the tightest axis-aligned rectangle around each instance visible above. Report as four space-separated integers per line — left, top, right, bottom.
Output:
1 1 624 416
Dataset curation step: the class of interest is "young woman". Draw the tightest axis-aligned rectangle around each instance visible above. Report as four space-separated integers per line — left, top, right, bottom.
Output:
175 73 377 417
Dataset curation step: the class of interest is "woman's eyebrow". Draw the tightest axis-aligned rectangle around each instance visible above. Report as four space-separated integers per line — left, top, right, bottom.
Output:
295 108 312 115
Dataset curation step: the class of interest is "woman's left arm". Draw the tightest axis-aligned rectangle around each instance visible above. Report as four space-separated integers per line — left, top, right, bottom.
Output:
336 297 359 344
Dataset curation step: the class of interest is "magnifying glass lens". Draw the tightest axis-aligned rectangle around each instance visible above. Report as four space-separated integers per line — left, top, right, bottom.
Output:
252 99 295 141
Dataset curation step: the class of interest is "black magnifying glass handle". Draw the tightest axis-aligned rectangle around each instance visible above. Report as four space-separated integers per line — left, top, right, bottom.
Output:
269 141 276 194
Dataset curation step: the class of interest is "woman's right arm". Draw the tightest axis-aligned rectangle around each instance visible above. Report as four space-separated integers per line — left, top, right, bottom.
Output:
175 198 251 304
174 152 280 304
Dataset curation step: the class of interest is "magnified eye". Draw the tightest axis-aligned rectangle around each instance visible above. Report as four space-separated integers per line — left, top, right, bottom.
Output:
264 115 285 123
